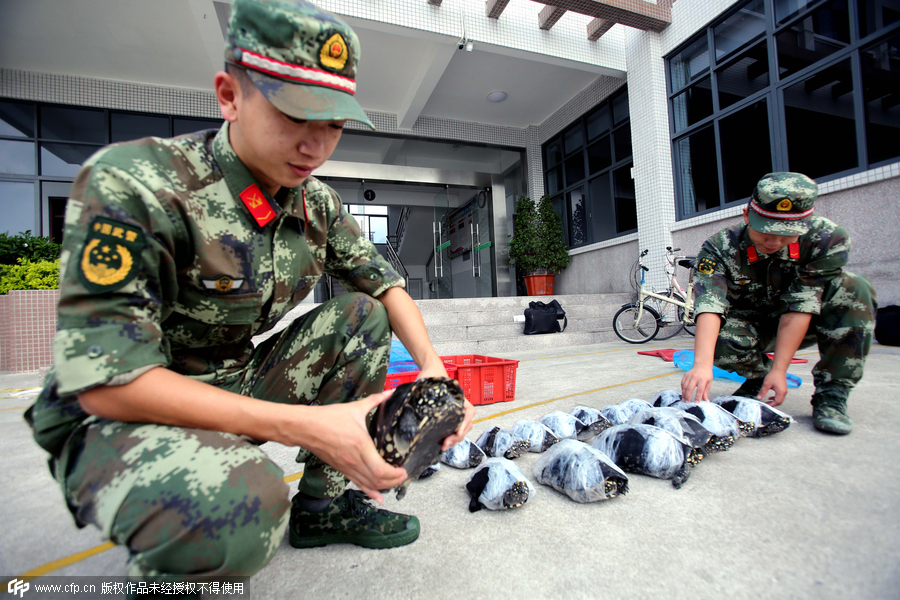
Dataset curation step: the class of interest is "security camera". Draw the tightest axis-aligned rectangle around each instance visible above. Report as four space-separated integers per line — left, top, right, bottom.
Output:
465 40 474 52
458 41 465 50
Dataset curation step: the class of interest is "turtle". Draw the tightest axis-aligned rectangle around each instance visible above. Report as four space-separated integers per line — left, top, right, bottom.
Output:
465 457 536 512
651 389 685 408
591 424 694 489
569 406 613 440
512 419 561 453
628 407 715 464
418 463 441 479
710 395 793 437
600 398 653 425
668 400 755 442
540 411 593 441
369 376 466 499
441 438 487 469
476 426 531 459
533 439 629 503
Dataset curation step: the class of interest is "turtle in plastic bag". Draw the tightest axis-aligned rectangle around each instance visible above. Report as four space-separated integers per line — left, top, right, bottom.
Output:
592 424 694 489
600 398 653 425
441 438 487 469
533 439 629 503
476 426 530 459
628 407 716 463
369 377 466 499
465 457 536 512
569 406 612 440
711 396 793 437
512 420 561 453
540 411 600 442
418 463 441 479
651 389 684 408
669 400 755 441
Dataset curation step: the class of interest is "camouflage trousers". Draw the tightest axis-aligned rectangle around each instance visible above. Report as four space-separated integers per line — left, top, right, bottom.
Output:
714 272 876 394
61 292 391 580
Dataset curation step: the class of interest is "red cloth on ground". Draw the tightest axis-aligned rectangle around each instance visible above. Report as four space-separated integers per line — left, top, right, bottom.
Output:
637 349 808 363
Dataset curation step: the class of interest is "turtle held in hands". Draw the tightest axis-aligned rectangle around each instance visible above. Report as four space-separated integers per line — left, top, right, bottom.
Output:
369 377 466 500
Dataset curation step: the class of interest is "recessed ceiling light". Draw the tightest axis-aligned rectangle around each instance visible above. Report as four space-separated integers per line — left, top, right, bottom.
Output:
487 91 507 103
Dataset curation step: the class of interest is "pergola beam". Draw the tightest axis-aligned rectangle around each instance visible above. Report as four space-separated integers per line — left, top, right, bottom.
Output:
538 6 567 30
587 17 616 40
531 0 671 31
486 0 512 19
427 0 442 6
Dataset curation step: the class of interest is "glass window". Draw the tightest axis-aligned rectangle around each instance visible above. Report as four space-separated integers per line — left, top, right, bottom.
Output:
544 139 562 167
564 124 584 155
370 216 387 244
718 42 770 109
676 126 720 217
0 101 35 138
173 117 222 136
672 77 714 132
714 0 766 60
613 126 632 162
587 104 611 140
587 136 612 174
0 181 35 235
589 173 614 243
775 0 820 23
784 59 857 178
564 153 585 187
40 143 101 177
0 140 35 175
613 167 637 233
612 92 630 124
546 166 563 195
862 32 900 165
551 195 568 247
670 37 710 91
40 106 106 143
567 187 587 247
111 113 170 143
776 0 851 79
719 100 772 203
859 0 900 38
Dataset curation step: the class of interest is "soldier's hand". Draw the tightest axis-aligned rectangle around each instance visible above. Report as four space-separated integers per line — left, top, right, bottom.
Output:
296 391 407 503
758 371 788 406
442 398 476 451
681 366 714 402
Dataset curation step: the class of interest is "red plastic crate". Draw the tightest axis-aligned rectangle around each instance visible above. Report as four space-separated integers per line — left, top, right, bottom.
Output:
439 355 519 406
384 364 458 391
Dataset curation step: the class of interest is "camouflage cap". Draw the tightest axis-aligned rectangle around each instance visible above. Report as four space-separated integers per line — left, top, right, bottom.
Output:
225 0 374 129
748 172 818 235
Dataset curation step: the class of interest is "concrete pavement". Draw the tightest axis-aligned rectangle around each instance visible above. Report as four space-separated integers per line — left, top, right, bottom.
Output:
1 336 898 599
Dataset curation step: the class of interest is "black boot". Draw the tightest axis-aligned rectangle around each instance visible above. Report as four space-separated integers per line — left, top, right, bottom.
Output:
733 377 765 398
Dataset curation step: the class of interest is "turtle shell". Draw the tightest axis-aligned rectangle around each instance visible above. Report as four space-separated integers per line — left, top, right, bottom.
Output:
600 398 653 425
441 438 487 469
533 439 629 503
511 420 561 453
628 407 714 465
592 424 693 489
669 400 755 439
710 396 793 437
569 406 613 441
465 457 536 512
651 389 685 408
476 426 530 459
369 377 465 499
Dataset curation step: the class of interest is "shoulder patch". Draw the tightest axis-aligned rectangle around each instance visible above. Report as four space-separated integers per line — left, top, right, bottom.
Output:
78 217 145 293
697 256 717 275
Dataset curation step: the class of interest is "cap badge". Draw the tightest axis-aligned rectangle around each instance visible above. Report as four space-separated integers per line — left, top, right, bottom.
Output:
320 33 349 70
776 199 793 211
202 275 245 292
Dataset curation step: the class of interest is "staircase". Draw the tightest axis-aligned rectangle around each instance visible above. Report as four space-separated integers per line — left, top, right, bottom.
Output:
417 293 632 355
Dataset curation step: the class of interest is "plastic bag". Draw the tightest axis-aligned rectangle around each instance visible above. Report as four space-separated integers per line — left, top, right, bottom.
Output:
539 411 584 440
651 389 684 407
476 426 530 459
441 438 486 469
512 420 560 453
533 439 629 503
465 457 536 512
669 400 753 439
629 407 711 449
388 339 417 373
592 424 692 488
569 406 612 440
600 398 653 425
711 395 794 437
673 350 802 388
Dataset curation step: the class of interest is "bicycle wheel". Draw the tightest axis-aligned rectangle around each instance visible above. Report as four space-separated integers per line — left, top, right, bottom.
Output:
678 304 696 336
647 294 685 341
613 303 660 344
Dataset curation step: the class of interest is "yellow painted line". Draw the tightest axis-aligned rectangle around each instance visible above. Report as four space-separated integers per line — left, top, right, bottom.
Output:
5 468 307 582
473 371 681 424
0 406 28 411
517 341 693 362
0 388 39 393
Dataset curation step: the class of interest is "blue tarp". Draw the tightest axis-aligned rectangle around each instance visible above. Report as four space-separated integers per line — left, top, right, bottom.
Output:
673 350 801 388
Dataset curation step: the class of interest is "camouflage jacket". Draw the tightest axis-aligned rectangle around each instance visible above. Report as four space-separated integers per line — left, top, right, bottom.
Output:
50 122 402 396
692 216 849 318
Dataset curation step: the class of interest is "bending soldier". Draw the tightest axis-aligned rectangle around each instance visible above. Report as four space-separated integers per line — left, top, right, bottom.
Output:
26 0 475 583
681 172 876 435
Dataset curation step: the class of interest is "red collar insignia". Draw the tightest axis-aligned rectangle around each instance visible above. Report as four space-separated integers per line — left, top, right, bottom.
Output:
239 184 276 228
747 246 759 263
789 242 800 259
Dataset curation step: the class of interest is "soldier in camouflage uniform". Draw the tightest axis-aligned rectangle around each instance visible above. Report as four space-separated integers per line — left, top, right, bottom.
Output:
681 172 876 435
25 0 475 583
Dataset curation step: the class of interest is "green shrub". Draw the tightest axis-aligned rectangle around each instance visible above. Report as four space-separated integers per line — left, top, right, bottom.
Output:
0 230 62 265
0 258 60 294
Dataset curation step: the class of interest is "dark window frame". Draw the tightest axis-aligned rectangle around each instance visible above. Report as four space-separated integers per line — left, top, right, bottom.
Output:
667 0 900 221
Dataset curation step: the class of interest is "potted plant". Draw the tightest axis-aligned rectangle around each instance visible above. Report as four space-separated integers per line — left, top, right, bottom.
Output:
507 195 570 295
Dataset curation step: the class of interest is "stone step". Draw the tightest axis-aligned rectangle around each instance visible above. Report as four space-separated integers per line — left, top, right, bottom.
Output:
425 315 619 342
430 329 624 356
413 293 631 315
419 301 628 326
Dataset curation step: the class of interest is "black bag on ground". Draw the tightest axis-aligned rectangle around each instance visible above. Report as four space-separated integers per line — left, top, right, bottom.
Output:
524 300 567 335
875 305 900 347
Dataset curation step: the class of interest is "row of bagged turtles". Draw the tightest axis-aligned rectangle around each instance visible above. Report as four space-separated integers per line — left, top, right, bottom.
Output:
430 389 793 512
